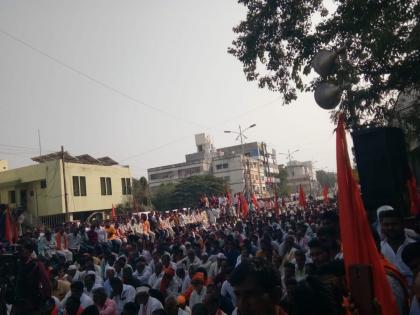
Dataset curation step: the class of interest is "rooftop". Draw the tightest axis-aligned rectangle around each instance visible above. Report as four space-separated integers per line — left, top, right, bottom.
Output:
31 152 119 166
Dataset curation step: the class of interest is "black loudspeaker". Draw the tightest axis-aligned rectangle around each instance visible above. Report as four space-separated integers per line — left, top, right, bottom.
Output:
352 127 410 217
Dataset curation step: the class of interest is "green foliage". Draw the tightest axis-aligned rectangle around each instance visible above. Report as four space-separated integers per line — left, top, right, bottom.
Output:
275 165 290 195
151 175 228 210
316 170 337 188
132 177 153 208
151 183 177 211
229 0 420 129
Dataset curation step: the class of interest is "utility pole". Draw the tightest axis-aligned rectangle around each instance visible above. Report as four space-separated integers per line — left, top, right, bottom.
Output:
38 129 42 156
224 124 256 198
61 146 69 221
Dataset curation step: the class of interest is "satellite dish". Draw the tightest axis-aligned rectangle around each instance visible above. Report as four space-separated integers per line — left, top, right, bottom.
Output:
314 83 342 110
312 49 338 77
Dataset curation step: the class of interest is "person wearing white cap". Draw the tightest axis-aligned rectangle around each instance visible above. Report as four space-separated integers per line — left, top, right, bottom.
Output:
66 265 82 283
135 285 163 315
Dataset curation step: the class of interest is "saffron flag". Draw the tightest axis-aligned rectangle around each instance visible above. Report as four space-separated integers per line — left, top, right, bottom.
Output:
336 114 399 315
5 207 13 243
252 194 258 208
274 194 280 216
226 191 232 207
111 204 116 219
298 185 307 208
323 186 329 204
281 196 286 208
407 176 420 215
239 193 249 218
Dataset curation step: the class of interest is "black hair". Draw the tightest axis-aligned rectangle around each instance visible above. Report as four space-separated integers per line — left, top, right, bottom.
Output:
379 210 403 222
70 281 84 292
290 276 343 315
192 303 209 315
229 257 281 294
402 241 420 266
123 302 140 315
81 305 100 315
307 238 330 253
321 211 338 223
65 296 81 315
109 277 122 287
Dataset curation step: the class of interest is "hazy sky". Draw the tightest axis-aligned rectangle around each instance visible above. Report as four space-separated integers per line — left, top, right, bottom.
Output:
0 0 339 178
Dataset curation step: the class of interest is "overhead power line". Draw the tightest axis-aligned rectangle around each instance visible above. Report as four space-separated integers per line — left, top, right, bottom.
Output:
0 28 211 130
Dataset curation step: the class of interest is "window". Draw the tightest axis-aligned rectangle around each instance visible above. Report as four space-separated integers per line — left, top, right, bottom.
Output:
216 163 229 170
106 178 112 195
40 179 47 189
121 178 132 195
80 176 87 196
100 177 106 195
101 177 112 195
9 190 16 203
73 176 80 196
73 176 87 196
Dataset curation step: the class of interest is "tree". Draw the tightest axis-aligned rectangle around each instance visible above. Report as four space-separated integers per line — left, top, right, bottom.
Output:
132 177 153 209
275 165 290 195
171 175 228 209
151 183 177 211
316 170 337 188
228 0 420 130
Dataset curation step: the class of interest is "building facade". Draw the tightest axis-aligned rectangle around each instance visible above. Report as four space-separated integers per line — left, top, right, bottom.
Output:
285 160 318 195
0 152 132 224
148 133 280 197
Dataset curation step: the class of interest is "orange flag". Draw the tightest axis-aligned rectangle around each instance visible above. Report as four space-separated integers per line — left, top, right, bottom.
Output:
239 193 249 218
298 185 307 208
5 207 13 243
323 185 329 204
252 193 258 208
111 204 116 219
336 114 399 315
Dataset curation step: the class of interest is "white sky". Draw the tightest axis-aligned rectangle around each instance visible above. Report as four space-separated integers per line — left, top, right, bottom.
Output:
0 0 339 178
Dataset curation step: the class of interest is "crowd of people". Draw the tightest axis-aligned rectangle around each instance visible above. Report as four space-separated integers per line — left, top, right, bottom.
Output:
1 195 420 315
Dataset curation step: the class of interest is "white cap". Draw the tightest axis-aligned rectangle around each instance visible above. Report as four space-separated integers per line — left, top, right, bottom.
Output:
136 286 150 294
217 253 227 260
68 265 77 271
86 270 96 277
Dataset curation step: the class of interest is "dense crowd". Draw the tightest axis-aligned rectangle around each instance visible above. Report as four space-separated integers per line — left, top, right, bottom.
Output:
2 195 420 315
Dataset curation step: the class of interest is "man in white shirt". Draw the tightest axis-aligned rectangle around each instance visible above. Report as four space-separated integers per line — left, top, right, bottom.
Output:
61 281 94 310
380 208 416 285
133 260 152 285
136 286 164 315
110 277 136 314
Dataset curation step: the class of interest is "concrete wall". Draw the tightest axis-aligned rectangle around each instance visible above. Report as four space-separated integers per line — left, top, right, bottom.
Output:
64 162 132 213
0 160 132 218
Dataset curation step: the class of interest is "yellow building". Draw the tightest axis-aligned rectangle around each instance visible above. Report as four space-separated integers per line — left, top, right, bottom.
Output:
0 152 132 225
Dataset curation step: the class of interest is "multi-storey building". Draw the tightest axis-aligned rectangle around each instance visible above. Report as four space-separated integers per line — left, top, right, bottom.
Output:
147 133 280 197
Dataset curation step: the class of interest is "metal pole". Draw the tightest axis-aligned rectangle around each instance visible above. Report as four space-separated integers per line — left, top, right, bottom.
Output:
239 125 249 197
38 129 42 156
61 146 69 221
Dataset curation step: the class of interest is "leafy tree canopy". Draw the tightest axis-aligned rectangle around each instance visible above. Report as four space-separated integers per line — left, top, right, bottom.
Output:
132 177 153 209
229 0 420 128
316 170 337 188
171 175 228 209
151 183 177 211
151 175 229 211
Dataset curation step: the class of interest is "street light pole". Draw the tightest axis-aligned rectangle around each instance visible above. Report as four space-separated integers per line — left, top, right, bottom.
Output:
224 124 256 198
